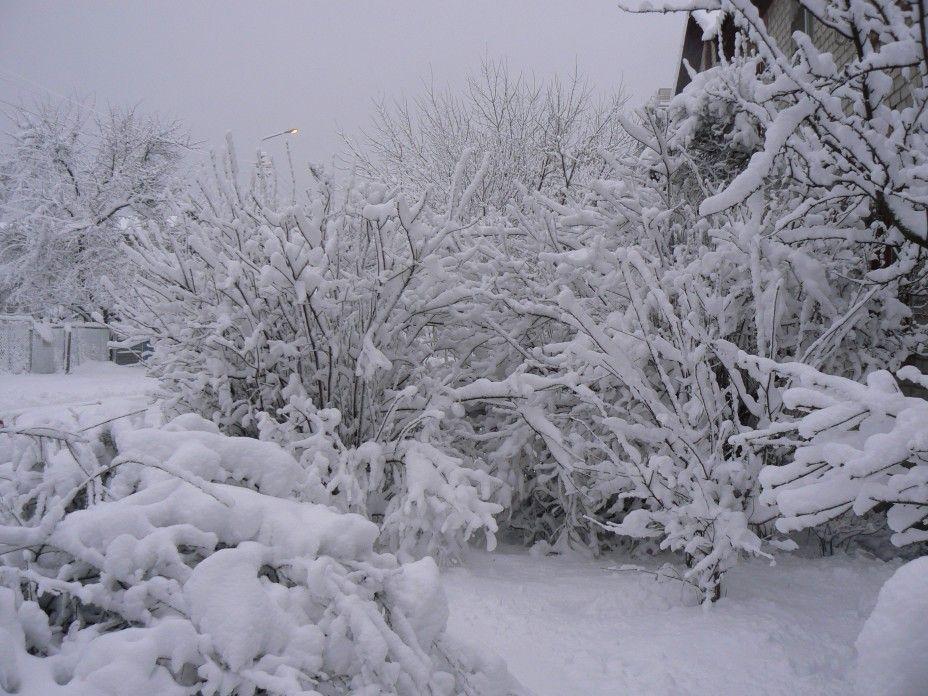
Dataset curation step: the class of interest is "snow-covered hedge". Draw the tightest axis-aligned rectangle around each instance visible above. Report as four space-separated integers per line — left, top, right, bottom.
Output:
424 88 911 598
0 413 521 695
110 21 927 600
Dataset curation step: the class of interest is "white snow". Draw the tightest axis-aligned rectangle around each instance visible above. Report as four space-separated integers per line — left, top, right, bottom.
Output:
115 419 308 497
0 368 521 695
854 557 928 696
0 361 154 417
692 9 723 40
2 363 917 696
443 548 899 696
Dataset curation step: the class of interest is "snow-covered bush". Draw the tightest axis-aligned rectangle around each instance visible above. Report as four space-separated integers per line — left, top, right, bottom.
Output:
435 87 912 597
622 0 928 354
733 355 928 548
0 414 521 695
627 0 928 255
854 556 928 696
107 5 927 598
381 440 506 564
114 138 508 562
611 3 928 564
445 240 771 600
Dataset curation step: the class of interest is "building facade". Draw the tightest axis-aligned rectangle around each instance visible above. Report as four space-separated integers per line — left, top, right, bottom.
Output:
674 0 911 108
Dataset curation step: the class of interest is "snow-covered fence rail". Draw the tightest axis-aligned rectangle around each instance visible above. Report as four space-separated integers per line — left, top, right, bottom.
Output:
0 315 110 374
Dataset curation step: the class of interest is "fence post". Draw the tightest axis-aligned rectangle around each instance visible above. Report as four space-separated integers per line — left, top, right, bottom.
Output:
64 324 72 375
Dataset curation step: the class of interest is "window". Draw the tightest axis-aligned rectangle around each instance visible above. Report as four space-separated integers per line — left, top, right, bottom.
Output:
791 1 814 44
802 6 814 36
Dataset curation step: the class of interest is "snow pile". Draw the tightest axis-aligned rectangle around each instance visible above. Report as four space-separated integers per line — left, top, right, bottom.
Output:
0 413 522 695
855 557 928 696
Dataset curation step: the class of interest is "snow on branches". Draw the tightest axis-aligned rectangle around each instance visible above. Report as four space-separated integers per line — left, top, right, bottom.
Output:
733 353 928 547
626 0 928 278
0 100 188 320
90 3 928 602
0 411 521 695
344 58 631 214
115 137 508 563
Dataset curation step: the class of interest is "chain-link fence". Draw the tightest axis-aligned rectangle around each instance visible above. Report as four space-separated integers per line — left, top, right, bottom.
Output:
0 316 111 374
0 317 32 373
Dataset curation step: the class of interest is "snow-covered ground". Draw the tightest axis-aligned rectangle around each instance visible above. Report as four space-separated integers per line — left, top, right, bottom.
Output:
444 548 897 696
0 361 155 417
445 549 898 696
1 366 904 696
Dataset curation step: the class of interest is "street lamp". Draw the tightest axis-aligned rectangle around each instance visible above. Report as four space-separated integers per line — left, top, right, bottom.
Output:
262 128 299 142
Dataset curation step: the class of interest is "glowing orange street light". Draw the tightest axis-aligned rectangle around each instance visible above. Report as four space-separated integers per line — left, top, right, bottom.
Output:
262 128 299 141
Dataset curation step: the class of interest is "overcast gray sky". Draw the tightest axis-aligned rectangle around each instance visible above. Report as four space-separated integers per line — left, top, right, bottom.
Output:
0 1 683 167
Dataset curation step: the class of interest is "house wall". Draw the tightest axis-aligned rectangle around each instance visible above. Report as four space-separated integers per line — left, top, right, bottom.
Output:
809 13 855 68
763 0 794 54
763 0 910 108
764 0 855 65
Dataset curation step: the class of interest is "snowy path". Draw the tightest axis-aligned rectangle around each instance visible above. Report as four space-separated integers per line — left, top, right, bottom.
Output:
443 548 897 696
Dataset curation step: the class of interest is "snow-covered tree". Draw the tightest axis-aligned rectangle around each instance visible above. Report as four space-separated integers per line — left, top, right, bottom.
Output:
114 138 508 562
342 58 630 214
624 0 928 296
0 99 188 319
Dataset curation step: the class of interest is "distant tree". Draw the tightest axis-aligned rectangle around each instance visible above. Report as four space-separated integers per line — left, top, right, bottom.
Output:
342 58 631 214
0 99 189 320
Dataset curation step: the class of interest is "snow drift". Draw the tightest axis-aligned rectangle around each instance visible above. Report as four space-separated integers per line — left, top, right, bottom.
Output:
855 556 928 696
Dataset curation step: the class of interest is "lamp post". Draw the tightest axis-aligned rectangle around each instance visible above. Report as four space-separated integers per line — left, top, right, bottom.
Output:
261 128 299 142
